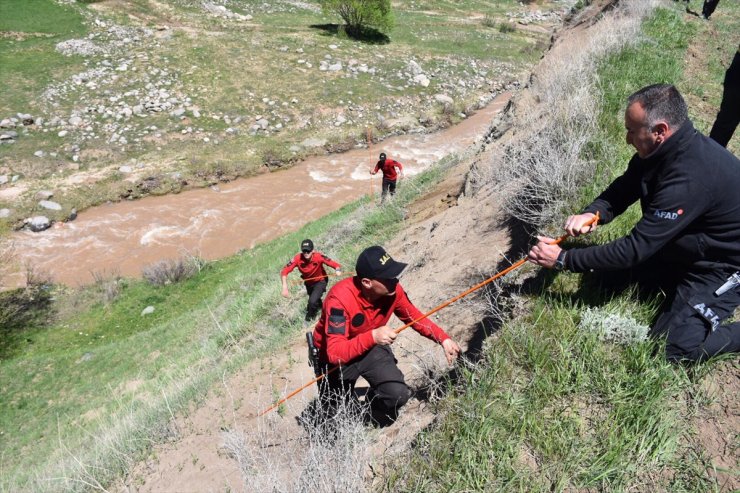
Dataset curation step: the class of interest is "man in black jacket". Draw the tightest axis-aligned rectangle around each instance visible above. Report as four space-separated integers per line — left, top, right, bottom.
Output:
528 84 740 363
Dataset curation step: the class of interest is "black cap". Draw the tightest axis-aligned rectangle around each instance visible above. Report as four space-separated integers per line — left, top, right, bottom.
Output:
379 152 386 160
355 246 407 279
300 239 314 252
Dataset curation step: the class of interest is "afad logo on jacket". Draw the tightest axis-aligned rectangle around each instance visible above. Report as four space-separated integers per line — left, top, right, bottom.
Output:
653 208 684 220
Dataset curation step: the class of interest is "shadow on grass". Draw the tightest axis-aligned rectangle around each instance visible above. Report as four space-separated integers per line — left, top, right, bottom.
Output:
0 285 54 359
309 23 390 45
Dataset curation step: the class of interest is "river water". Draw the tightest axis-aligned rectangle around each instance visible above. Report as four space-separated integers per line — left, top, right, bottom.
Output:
6 94 508 287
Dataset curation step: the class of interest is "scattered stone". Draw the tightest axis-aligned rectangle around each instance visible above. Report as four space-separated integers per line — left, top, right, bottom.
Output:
58 130 68 137
39 200 62 211
26 216 51 232
434 94 454 105
0 175 7 185
36 190 54 200
0 119 14 128
141 306 155 316
69 116 83 126
301 137 327 148
0 208 10 218
68 208 78 221
34 150 46 158
407 60 423 75
414 74 430 87
119 165 133 173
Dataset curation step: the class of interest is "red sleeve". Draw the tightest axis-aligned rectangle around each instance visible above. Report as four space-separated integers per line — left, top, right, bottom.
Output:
393 286 450 344
323 296 375 365
280 254 299 277
319 253 340 270
393 160 403 171
373 161 381 173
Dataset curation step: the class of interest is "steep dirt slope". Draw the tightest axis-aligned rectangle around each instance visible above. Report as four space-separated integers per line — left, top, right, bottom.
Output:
117 1 738 491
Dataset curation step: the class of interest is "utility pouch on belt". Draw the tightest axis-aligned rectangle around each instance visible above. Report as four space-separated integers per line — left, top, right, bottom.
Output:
306 332 321 377
715 271 740 297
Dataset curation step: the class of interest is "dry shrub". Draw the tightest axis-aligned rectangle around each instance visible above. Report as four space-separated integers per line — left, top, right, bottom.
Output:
471 0 660 230
142 254 206 286
223 392 370 493
91 269 123 304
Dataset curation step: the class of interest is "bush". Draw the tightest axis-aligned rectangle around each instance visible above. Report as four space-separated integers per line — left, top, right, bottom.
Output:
142 255 206 286
318 0 393 38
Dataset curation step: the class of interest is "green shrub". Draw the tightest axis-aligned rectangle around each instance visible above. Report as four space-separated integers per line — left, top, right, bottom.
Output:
318 0 394 38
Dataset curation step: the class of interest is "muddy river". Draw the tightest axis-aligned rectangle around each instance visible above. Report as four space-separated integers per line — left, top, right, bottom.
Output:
6 94 508 287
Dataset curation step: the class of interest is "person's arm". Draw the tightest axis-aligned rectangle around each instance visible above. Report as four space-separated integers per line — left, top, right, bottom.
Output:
321 254 341 272
323 299 376 365
371 161 380 175
567 169 710 272
280 257 297 297
394 160 404 178
581 159 642 225
393 290 460 363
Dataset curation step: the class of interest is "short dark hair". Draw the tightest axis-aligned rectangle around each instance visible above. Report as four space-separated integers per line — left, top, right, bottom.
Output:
627 84 688 130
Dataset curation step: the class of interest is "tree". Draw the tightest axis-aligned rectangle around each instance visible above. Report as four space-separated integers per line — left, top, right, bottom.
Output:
318 0 393 38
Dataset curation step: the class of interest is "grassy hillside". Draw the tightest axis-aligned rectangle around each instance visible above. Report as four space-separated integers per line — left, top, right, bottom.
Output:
0 0 552 226
0 151 458 490
384 1 739 491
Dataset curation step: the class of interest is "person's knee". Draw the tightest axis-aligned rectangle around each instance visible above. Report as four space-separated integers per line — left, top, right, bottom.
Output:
374 382 411 411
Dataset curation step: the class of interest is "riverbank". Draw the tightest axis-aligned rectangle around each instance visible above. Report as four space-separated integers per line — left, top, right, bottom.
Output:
0 0 558 232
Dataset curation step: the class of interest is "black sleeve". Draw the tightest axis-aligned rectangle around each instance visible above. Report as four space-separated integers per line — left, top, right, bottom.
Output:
567 165 711 272
582 157 642 224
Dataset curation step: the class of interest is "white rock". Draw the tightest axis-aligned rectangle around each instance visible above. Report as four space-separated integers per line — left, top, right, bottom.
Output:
69 116 83 126
414 74 430 87
34 150 46 158
27 216 51 232
119 165 133 173
141 306 155 316
0 208 10 218
58 130 68 137
39 200 62 211
0 175 7 185
434 94 454 105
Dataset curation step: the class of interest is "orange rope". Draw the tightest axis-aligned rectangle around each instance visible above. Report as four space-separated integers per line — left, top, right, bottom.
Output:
367 128 374 201
259 213 599 416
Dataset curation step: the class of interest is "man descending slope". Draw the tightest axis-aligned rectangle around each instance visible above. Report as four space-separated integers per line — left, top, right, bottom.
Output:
371 152 404 202
281 239 341 322
311 245 460 424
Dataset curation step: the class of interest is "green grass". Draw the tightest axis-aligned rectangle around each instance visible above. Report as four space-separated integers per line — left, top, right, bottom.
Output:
0 150 457 490
384 4 737 492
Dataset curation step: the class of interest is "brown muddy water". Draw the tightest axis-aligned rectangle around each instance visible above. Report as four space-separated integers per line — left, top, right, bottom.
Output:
5 94 509 287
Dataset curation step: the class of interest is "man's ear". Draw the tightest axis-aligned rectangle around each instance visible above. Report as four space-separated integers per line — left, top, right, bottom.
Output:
360 278 373 289
652 121 669 137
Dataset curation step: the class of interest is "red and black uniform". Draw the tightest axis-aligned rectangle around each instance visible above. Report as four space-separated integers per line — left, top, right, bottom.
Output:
374 158 403 199
282 252 340 320
312 277 450 415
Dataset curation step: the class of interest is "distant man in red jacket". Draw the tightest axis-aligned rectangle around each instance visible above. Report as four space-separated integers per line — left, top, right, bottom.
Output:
312 245 460 423
281 239 341 321
371 152 404 202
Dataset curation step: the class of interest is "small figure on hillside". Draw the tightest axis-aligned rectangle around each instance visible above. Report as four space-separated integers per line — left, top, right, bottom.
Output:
371 152 404 203
709 48 739 147
281 239 341 322
310 245 460 425
528 84 740 363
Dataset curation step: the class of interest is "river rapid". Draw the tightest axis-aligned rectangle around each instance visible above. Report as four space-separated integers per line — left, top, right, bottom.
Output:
5 94 509 287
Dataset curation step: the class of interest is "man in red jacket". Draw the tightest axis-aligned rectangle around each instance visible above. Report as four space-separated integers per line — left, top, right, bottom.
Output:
371 152 404 202
281 239 342 321
312 245 460 423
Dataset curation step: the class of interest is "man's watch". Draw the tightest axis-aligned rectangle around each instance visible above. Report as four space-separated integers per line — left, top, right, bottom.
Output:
554 250 568 271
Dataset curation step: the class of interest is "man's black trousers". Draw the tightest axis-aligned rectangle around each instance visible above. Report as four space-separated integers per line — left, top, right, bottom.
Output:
709 50 739 147
651 265 740 363
381 178 397 200
304 279 327 321
319 345 411 414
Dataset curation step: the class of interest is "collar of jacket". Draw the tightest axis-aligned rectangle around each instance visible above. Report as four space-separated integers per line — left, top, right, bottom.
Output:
633 120 696 178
